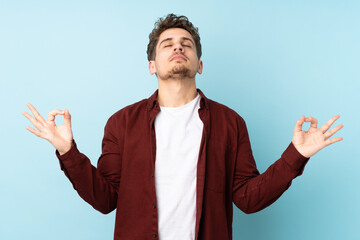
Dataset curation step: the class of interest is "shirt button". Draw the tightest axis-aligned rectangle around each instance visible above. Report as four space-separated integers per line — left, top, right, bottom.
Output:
149 117 152 121
153 233 157 238
152 204 156 209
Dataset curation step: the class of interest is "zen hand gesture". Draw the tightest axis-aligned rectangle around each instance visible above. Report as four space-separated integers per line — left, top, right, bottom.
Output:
292 115 343 158
22 103 73 155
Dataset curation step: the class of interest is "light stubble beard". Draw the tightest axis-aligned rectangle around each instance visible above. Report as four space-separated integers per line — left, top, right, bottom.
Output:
157 63 196 81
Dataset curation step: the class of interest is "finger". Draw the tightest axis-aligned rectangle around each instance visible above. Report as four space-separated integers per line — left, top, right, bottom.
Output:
320 115 340 133
26 103 47 125
63 109 72 127
324 124 344 139
305 116 318 129
22 111 44 130
25 126 43 138
48 109 64 122
294 115 305 133
325 136 343 147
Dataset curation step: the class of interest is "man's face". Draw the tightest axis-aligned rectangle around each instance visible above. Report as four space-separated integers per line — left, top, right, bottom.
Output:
149 28 203 80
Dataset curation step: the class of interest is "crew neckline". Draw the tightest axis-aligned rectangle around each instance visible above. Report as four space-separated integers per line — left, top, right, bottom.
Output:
160 93 200 110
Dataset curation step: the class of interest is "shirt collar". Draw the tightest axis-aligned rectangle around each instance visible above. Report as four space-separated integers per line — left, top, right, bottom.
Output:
147 88 209 111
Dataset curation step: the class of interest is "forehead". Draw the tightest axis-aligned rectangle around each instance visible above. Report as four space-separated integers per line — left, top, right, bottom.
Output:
158 28 194 43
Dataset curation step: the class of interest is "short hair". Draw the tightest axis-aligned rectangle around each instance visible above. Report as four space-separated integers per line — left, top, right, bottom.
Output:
147 13 202 61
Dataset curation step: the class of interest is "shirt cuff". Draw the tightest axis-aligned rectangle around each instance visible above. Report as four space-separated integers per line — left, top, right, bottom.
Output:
282 142 310 176
55 140 81 170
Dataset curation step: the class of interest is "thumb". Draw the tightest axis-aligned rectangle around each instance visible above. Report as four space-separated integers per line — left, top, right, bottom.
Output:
294 115 305 134
63 109 72 126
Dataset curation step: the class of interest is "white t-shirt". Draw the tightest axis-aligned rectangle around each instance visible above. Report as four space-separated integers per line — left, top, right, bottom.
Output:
154 93 203 240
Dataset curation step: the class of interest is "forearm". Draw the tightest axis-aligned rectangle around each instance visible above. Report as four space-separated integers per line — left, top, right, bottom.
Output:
56 141 119 214
233 142 309 214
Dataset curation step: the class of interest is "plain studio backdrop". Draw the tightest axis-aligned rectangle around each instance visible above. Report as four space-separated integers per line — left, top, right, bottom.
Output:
0 1 358 239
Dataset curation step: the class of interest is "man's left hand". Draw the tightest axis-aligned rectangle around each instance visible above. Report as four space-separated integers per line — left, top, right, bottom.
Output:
292 115 343 158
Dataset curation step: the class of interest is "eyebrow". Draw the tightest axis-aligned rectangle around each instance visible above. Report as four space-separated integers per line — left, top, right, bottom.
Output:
159 37 195 47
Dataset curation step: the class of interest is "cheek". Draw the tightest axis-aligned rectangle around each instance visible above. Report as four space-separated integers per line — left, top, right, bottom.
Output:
189 55 199 64
154 58 166 71
186 50 197 59
156 52 170 64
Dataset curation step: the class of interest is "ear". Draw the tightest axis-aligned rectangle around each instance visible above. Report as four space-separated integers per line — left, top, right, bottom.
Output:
197 60 203 74
149 61 156 75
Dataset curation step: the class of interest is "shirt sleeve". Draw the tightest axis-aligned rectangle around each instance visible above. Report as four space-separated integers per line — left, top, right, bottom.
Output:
56 115 122 214
232 116 310 214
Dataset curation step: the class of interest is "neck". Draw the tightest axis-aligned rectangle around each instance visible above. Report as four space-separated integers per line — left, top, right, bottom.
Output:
157 78 197 107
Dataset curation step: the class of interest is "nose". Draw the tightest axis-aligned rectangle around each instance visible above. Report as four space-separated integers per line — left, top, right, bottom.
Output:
173 43 184 53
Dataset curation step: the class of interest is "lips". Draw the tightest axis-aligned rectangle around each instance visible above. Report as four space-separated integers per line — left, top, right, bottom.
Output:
170 55 186 61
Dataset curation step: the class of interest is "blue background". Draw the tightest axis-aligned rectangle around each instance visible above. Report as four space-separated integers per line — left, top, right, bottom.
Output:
1 0 358 239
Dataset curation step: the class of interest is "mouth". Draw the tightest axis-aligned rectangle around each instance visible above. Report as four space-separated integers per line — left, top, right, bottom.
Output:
170 55 187 61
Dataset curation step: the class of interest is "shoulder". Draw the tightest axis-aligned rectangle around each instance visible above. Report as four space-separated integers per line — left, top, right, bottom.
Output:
105 98 148 127
207 98 245 123
205 97 249 138
113 99 147 118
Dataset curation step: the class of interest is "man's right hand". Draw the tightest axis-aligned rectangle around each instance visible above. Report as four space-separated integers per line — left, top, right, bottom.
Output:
22 103 74 155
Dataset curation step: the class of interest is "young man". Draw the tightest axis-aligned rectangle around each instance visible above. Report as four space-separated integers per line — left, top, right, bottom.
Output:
23 14 343 240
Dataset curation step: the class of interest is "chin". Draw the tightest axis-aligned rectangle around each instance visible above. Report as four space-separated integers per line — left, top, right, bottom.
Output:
172 64 188 73
158 66 196 80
